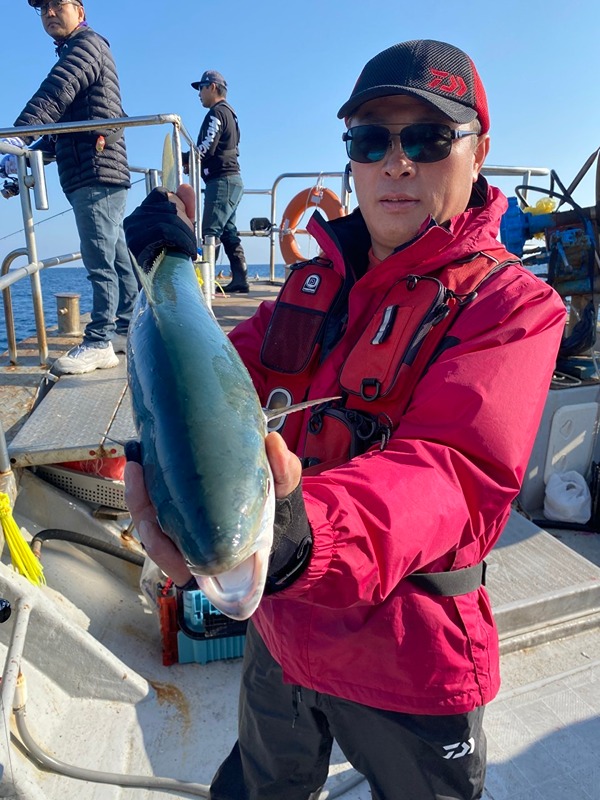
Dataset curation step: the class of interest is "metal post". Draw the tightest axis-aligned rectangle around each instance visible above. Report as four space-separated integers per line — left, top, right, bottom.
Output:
17 156 48 365
55 293 81 335
203 235 216 310
146 170 160 193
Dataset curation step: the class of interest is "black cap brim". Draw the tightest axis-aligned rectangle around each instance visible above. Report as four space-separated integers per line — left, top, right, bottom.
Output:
337 86 478 123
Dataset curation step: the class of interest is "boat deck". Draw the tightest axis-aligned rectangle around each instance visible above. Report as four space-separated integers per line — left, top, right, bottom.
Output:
1 279 600 799
4 284 285 477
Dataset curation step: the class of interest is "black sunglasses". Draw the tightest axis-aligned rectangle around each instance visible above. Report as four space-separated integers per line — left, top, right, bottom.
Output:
343 123 478 164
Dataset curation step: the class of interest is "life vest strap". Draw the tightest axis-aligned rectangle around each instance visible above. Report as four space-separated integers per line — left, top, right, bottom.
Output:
405 561 487 596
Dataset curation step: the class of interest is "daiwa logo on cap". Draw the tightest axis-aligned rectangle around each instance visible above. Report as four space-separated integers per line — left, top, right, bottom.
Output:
302 274 321 294
428 70 467 98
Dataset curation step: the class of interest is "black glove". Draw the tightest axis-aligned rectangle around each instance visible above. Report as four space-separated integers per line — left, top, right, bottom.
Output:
123 187 198 270
264 484 312 595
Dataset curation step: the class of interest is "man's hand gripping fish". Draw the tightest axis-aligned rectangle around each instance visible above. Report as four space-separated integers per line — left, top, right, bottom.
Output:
127 246 333 620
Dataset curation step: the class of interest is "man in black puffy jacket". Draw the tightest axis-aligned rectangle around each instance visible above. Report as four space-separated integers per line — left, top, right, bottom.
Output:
0 0 137 374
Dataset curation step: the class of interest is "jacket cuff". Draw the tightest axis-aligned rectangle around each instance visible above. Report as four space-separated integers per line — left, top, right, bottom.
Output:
264 484 312 595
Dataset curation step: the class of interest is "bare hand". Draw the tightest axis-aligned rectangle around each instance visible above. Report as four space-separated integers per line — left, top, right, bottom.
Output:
265 431 302 498
124 461 192 586
168 183 195 231
124 432 302 583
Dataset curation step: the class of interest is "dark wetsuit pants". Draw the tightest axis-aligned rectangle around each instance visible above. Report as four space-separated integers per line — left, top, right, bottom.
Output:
209 623 487 800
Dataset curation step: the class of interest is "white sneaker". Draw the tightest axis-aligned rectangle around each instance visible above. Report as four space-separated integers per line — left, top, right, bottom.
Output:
112 333 128 353
53 342 119 375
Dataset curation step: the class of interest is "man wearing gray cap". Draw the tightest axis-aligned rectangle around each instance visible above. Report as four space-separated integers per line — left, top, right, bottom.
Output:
189 69 249 293
124 39 566 799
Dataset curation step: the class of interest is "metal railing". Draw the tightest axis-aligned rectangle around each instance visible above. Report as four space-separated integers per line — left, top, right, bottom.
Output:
1 116 553 362
0 114 200 365
232 165 551 282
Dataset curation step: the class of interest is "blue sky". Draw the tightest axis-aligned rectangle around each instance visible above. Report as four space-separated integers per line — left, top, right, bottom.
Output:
1 0 599 266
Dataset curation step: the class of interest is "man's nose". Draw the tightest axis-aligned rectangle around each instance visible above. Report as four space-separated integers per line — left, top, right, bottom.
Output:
383 136 414 174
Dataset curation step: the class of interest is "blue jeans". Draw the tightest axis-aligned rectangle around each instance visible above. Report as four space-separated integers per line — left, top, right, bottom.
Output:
202 174 245 256
66 184 138 345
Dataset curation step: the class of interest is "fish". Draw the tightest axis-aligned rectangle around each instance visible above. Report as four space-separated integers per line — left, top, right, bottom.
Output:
127 247 274 621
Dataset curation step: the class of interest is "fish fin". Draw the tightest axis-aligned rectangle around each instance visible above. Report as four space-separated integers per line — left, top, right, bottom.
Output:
134 248 167 302
161 133 178 192
264 396 341 423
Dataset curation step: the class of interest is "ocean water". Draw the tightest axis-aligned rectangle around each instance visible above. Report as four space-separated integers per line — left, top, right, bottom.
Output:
0 263 285 354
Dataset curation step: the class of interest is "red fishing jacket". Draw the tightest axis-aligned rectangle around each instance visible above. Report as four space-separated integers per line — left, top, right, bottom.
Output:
230 181 566 715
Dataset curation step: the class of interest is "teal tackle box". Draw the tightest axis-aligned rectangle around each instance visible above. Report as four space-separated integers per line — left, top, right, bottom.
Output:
176 588 247 665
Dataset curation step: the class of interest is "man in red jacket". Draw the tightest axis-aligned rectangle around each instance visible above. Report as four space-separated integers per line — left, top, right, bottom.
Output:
124 40 566 800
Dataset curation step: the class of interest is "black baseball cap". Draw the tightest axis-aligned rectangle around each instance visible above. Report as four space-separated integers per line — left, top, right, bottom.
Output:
191 70 227 91
338 40 490 133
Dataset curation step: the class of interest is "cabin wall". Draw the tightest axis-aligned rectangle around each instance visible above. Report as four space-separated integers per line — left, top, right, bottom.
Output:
518 384 600 514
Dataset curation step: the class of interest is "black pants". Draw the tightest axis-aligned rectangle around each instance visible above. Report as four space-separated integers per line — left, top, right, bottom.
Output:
210 623 486 800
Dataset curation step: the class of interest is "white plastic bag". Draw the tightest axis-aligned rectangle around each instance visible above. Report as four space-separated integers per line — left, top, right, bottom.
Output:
544 470 592 524
140 555 168 614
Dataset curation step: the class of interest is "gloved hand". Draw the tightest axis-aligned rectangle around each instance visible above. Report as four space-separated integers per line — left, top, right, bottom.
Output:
123 185 197 270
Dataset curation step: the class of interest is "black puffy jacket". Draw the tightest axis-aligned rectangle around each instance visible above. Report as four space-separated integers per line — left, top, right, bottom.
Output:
14 26 130 194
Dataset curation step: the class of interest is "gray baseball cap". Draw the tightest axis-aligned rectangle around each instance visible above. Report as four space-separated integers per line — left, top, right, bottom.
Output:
191 70 228 91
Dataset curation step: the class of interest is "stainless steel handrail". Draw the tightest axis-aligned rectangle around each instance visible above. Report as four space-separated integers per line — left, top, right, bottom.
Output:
266 172 349 281
0 114 202 363
248 165 550 280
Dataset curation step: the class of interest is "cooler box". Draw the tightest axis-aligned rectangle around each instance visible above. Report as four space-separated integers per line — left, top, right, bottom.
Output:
176 589 247 665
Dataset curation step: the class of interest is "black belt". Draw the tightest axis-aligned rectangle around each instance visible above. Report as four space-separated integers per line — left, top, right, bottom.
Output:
405 561 487 597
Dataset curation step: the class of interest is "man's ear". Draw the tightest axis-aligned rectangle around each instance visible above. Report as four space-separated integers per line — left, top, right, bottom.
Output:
473 134 490 181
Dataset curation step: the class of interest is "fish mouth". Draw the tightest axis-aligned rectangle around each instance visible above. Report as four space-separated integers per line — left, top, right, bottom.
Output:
191 541 271 621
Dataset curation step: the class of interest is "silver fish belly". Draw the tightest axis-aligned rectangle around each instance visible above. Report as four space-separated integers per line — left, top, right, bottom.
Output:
128 250 274 620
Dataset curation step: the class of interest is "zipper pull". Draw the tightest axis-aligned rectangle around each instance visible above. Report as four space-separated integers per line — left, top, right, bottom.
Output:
371 305 398 345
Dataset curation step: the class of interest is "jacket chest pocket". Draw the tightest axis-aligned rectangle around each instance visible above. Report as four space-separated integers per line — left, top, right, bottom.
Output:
339 275 456 404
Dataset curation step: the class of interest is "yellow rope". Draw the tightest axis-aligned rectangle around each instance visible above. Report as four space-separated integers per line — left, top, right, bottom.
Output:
0 492 45 586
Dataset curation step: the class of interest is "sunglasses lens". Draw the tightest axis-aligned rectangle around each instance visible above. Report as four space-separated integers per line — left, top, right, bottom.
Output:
401 124 452 163
345 124 456 164
346 126 390 164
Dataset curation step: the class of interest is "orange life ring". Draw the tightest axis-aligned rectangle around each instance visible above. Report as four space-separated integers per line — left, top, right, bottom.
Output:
279 186 346 265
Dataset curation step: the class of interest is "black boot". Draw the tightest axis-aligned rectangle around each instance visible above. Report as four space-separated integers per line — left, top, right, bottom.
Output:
223 243 249 293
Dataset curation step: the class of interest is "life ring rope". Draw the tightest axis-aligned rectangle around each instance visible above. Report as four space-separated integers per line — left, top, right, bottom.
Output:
279 185 346 265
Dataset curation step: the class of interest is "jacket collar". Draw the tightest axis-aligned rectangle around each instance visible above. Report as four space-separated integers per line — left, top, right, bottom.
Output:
54 21 89 54
307 176 509 280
